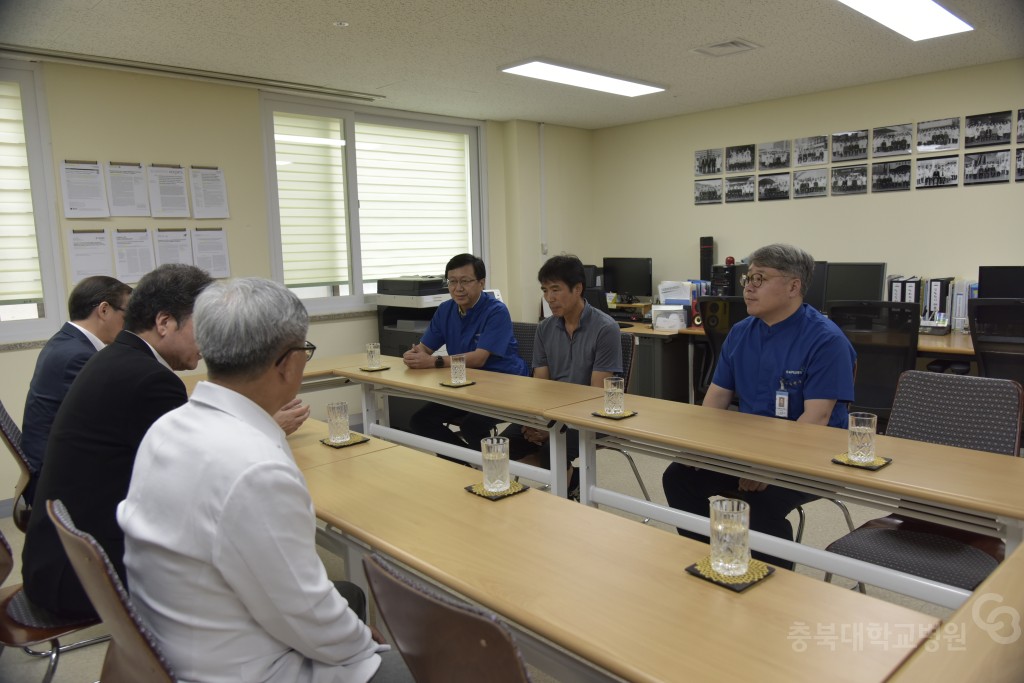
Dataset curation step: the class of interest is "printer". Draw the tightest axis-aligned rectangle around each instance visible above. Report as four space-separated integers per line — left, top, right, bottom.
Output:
376 276 449 307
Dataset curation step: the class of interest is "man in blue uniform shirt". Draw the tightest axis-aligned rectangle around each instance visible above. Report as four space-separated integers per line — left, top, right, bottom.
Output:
662 243 856 569
403 253 528 451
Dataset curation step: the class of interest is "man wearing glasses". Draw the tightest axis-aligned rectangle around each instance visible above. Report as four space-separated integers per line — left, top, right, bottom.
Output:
403 253 528 451
662 243 856 570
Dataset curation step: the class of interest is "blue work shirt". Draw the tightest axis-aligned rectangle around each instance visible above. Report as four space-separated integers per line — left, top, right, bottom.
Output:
421 292 528 376
712 303 856 428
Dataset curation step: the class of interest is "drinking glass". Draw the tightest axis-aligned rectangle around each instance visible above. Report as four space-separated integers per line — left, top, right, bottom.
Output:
710 498 750 576
603 376 625 415
450 354 467 384
481 436 510 493
326 401 350 443
847 412 878 464
366 342 381 369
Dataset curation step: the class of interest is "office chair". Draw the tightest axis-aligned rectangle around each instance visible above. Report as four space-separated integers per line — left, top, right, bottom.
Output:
696 296 747 399
0 398 34 532
363 553 531 683
46 499 176 683
511 321 538 375
825 371 1023 591
968 298 1024 387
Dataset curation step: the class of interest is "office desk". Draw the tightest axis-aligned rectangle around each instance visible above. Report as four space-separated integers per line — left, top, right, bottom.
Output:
179 353 367 395
306 446 938 683
287 418 398 471
916 331 975 356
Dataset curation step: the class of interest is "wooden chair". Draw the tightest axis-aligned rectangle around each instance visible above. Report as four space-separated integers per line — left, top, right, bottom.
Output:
0 398 34 532
46 499 175 683
363 553 531 683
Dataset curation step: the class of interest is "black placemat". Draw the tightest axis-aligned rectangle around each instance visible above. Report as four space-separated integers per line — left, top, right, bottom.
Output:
358 365 391 372
320 434 371 449
831 453 893 470
440 380 476 388
465 481 530 501
685 557 775 592
590 410 638 420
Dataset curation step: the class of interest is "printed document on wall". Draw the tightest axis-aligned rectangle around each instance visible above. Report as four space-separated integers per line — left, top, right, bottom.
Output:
192 227 230 278
114 229 156 284
155 228 194 266
68 229 113 283
189 166 230 219
60 161 110 218
104 162 151 216
148 165 191 218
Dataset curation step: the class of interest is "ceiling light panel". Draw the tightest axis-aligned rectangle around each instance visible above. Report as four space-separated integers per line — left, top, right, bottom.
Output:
836 0 973 41
502 61 664 97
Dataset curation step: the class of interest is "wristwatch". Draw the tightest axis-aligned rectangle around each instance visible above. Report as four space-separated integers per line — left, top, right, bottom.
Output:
435 355 444 369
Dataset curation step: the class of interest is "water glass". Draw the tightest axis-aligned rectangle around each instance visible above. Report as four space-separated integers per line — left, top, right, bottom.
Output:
603 376 625 415
326 401 351 443
481 436 510 493
366 342 381 369
450 354 467 384
710 498 750 577
847 412 878 464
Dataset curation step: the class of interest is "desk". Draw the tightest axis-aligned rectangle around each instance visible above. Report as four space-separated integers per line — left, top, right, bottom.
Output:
179 353 367 395
306 446 938 683
286 418 398 471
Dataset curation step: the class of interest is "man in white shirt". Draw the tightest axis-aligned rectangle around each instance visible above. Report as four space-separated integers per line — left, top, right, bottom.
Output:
118 277 412 683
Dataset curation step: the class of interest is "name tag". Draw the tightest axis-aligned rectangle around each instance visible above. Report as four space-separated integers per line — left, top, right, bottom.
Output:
775 390 789 418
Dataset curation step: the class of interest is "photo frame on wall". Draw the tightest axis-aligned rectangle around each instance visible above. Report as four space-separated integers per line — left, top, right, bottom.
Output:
964 150 1010 185
831 165 867 195
916 155 959 189
871 160 911 192
1017 148 1024 182
831 130 867 162
758 173 790 201
725 144 755 173
725 175 755 203
758 140 790 170
965 111 1012 148
694 178 723 204
794 136 828 166
695 148 723 175
793 168 828 198
872 124 912 157
917 117 960 152
1018 109 1023 143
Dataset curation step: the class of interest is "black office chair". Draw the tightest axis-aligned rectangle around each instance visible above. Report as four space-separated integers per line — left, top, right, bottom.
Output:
511 321 538 375
826 300 920 432
968 298 1024 387
696 296 747 399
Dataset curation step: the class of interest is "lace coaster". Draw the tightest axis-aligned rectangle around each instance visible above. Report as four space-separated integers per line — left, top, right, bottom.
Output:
465 480 530 501
359 365 390 372
320 434 371 449
440 381 476 388
831 453 892 470
590 410 638 420
685 556 775 592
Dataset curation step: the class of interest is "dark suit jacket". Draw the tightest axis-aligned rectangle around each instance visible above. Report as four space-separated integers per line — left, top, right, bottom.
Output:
22 330 188 618
22 322 98 498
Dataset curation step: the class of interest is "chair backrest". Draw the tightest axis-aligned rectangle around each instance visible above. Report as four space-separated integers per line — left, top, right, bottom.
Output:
0 398 33 531
968 298 1024 387
46 499 176 683
511 321 538 375
827 300 920 415
620 332 636 390
363 554 531 683
0 529 13 584
886 371 1023 455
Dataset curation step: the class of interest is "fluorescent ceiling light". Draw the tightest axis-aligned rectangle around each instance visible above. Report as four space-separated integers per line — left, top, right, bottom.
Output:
502 61 664 97
837 0 972 41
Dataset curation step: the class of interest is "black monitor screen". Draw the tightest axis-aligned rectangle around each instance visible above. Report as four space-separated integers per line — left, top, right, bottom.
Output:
602 257 653 299
978 266 1024 298
824 262 887 303
804 261 829 311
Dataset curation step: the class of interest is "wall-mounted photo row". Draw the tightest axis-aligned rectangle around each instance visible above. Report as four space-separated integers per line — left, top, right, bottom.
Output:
725 144 755 173
916 155 959 189
872 124 912 157
793 168 828 198
695 148 723 175
726 175 755 203
831 130 867 162
1017 148 1024 182
794 136 828 167
917 117 960 152
871 160 911 193
964 150 1011 185
964 111 1012 148
694 178 723 204
831 165 867 195
758 141 790 170
1018 109 1023 144
758 173 790 201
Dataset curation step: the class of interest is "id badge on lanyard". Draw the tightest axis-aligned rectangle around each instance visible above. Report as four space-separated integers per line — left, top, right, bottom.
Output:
775 379 789 418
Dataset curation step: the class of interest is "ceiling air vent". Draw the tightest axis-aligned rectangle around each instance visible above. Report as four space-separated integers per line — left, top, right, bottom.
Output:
691 39 760 57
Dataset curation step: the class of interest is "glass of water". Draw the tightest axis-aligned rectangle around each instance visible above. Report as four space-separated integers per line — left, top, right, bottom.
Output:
481 436 510 493
366 342 381 369
326 401 350 443
450 354 467 384
847 412 878 464
603 376 625 415
710 498 750 576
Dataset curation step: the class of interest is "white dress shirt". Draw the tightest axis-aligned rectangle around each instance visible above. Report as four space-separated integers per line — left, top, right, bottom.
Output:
118 381 382 683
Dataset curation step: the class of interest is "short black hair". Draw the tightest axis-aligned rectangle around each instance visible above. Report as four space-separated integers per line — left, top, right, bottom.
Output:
124 264 213 333
67 276 132 321
445 253 485 281
538 254 586 292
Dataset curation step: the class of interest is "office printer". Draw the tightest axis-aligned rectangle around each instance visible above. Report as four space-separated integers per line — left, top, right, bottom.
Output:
377 276 449 307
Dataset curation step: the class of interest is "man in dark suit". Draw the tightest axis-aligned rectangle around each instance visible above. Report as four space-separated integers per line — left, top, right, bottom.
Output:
21 276 132 503
22 264 213 619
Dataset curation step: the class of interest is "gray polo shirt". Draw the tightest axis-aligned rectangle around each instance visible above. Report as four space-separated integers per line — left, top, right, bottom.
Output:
534 302 622 385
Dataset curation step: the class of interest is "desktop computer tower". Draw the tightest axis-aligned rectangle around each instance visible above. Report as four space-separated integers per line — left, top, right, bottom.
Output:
699 237 714 281
710 263 748 296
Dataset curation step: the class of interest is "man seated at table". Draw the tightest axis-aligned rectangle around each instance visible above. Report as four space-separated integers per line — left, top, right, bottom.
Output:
403 253 528 451
118 277 412 683
662 243 856 570
508 254 622 495
21 275 132 503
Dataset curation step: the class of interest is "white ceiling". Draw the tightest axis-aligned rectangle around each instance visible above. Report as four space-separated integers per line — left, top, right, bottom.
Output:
1 0 1022 130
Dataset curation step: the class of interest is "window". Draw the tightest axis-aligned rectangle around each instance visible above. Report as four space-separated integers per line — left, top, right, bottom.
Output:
263 95 482 312
0 61 63 342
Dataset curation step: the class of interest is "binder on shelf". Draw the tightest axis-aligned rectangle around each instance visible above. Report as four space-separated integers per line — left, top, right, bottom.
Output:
928 277 954 317
887 275 904 302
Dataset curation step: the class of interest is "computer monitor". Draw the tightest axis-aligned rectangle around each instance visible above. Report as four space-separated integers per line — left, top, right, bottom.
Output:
978 266 1024 298
602 257 653 301
804 261 829 311
823 262 887 304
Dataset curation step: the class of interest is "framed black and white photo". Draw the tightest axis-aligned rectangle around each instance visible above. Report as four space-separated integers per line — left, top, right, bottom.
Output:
872 124 912 157
915 155 959 189
725 144 755 173
1017 148 1024 182
794 135 828 166
965 111 1012 148
871 160 911 193
725 175 755 203
917 117 960 152
757 173 790 201
1018 109 1024 144
964 150 1010 185
694 148 723 176
694 178 723 204
831 165 867 195
831 130 867 162
793 168 828 198
758 140 790 170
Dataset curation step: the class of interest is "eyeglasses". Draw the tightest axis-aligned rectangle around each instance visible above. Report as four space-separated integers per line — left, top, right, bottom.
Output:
444 278 479 289
275 340 316 366
91 301 126 313
741 273 791 289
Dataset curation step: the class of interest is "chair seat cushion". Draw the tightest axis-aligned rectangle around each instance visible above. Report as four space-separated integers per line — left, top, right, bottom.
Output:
827 527 999 590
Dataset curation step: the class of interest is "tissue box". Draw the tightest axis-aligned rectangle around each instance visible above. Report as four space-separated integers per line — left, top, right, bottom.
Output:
651 305 687 331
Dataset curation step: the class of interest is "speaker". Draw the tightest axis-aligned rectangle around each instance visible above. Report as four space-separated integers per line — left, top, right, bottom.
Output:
699 236 714 281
